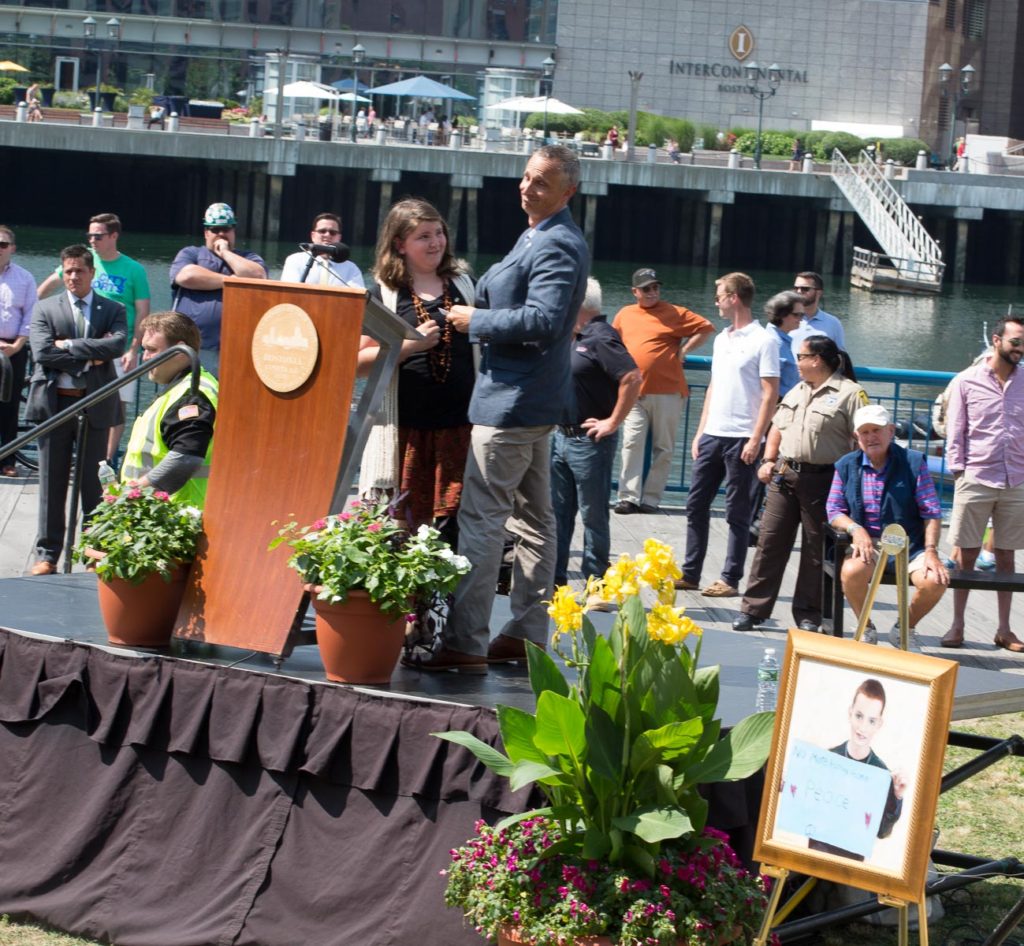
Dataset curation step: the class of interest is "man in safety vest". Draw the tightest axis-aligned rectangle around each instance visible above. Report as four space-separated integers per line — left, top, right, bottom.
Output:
120 311 218 507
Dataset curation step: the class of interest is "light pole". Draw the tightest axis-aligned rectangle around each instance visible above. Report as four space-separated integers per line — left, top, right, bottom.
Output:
938 62 975 169
82 16 120 111
350 42 365 142
541 55 555 142
744 61 781 170
626 70 642 161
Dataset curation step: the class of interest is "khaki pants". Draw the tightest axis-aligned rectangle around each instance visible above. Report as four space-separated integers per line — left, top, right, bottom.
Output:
446 424 556 655
617 393 685 506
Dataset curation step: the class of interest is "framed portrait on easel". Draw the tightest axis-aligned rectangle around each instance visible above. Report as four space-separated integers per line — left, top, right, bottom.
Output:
753 630 958 903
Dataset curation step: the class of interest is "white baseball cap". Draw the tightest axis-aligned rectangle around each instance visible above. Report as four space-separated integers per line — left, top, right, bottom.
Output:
853 404 892 430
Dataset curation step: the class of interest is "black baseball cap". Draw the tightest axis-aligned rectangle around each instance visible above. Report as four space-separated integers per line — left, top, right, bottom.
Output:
632 268 660 288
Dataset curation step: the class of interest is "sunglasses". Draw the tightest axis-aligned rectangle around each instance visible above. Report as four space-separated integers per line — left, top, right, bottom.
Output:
87 232 109 240
206 226 233 235
796 353 818 361
314 228 340 236
792 285 817 293
0 241 10 249
637 285 660 293
998 335 1024 347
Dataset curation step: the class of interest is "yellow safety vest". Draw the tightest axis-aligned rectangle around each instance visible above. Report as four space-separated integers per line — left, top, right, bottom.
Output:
121 368 219 508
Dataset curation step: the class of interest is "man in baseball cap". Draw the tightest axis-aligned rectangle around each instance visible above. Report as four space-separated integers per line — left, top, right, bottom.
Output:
611 266 713 514
168 202 268 376
825 403 949 651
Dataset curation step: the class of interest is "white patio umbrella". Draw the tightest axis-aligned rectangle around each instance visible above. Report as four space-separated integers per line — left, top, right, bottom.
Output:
485 95 584 131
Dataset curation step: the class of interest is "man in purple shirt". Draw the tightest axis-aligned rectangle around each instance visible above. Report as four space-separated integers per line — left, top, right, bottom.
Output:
0 224 37 477
941 316 1024 652
827 404 949 651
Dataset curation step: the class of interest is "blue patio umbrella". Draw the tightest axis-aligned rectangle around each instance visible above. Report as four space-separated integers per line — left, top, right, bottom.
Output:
331 77 371 93
368 75 476 101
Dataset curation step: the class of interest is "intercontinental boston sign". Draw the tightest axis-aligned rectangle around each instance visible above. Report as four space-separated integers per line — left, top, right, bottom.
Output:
670 25 808 92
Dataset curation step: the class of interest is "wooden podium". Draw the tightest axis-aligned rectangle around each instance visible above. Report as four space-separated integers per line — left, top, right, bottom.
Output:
174 277 410 656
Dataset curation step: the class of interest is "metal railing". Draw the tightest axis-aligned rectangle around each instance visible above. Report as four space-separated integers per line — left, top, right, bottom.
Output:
851 246 946 289
831 149 944 280
640 356 956 511
0 345 200 572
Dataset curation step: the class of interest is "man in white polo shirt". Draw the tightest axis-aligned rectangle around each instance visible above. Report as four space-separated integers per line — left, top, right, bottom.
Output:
678 272 779 596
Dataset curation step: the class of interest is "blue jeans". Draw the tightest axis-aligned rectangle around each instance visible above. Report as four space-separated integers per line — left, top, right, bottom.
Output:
683 433 757 588
551 429 618 584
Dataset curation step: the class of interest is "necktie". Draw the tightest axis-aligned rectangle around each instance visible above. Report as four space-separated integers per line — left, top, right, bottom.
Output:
318 260 330 285
74 298 87 338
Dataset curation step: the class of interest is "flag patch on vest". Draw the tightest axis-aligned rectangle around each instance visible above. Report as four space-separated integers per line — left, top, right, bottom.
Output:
178 404 200 420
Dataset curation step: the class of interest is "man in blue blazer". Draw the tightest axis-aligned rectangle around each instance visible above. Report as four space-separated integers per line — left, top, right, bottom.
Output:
410 144 590 672
27 245 127 573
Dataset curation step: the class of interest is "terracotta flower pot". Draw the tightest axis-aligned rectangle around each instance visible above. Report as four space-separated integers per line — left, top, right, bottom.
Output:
93 564 188 647
306 586 407 684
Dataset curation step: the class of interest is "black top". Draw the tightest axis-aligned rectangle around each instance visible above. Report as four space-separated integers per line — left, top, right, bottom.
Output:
371 282 475 430
570 316 637 424
161 369 216 457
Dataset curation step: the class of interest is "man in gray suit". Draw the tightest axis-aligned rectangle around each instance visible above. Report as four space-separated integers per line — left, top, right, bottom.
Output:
408 144 590 673
27 245 127 574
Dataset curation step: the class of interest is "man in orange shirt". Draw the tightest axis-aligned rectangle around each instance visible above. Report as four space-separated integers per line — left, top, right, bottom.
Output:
612 268 714 513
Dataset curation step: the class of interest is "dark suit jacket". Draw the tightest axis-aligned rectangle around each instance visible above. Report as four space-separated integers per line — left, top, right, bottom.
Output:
28 292 127 429
469 206 590 427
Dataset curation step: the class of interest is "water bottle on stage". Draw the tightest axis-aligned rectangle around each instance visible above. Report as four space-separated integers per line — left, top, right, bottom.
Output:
756 647 779 712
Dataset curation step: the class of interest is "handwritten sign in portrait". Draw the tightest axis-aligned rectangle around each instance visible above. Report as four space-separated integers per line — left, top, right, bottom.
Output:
775 738 892 859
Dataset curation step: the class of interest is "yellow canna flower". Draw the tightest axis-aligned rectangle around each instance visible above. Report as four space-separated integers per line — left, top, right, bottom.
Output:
547 584 584 643
647 603 703 645
637 538 682 588
602 555 641 604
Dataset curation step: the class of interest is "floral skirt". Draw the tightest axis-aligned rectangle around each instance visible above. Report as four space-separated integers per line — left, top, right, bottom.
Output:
395 424 472 530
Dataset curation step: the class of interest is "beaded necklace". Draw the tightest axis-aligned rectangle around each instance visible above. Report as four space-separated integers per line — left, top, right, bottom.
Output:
410 283 453 382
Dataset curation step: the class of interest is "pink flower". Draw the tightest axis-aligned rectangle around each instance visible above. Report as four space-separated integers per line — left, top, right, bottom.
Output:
311 518 326 530
153 490 170 501
104 495 116 504
339 512 352 521
367 522 381 532
127 488 142 499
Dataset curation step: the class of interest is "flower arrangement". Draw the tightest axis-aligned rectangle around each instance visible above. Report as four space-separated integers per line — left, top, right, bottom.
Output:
74 483 203 584
437 540 774 945
269 499 472 618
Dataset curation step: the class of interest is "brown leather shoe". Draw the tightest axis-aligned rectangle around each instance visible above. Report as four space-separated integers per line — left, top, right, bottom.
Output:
701 579 739 597
401 644 487 674
674 577 700 591
29 560 56 576
487 633 544 664
994 633 1024 653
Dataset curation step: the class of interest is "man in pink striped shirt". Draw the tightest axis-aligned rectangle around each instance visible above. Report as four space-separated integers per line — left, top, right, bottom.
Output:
941 316 1024 651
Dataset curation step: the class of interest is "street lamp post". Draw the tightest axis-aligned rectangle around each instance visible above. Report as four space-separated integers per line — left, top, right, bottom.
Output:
626 70 642 161
541 55 555 142
82 16 120 111
938 62 975 169
744 61 781 170
350 42 365 143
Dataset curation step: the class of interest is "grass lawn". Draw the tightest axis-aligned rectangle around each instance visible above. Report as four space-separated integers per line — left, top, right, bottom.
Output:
3 714 1022 946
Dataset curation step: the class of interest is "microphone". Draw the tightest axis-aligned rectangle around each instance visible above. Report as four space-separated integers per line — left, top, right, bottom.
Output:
299 241 351 263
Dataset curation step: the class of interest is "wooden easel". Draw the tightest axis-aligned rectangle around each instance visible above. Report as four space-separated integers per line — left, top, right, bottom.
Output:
173 277 412 656
753 865 930 946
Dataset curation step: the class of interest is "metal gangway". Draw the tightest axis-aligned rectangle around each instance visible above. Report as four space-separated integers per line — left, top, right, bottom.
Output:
831 148 945 293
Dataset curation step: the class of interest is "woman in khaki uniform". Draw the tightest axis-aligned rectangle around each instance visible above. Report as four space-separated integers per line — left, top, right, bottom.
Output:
733 335 867 631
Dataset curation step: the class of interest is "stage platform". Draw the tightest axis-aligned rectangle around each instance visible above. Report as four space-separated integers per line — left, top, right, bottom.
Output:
3 573 1024 723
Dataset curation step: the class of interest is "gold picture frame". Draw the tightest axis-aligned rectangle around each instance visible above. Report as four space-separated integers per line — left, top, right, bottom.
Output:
753 629 958 903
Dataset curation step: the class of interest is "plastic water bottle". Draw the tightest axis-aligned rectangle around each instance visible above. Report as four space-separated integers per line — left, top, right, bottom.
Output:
756 647 780 712
97 459 116 486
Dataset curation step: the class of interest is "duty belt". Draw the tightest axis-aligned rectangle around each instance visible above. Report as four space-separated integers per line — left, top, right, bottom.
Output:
780 458 834 474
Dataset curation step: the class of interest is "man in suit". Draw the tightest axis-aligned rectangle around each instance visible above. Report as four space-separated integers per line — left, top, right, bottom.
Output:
407 144 590 673
27 245 126 574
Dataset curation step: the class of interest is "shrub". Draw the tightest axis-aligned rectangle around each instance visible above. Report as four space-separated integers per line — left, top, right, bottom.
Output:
0 77 16 105
818 131 867 160
733 130 797 157
697 123 721 149
880 137 929 166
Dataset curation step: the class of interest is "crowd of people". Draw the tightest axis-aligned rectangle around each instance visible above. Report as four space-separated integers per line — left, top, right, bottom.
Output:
2 146 1022 658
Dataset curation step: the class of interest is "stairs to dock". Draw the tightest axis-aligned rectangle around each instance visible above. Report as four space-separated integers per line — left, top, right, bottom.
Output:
831 148 945 293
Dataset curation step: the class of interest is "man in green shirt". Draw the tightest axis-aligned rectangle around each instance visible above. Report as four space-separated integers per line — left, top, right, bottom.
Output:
38 212 152 462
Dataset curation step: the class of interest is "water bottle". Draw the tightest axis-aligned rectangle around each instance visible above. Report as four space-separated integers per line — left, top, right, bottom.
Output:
756 647 780 712
97 459 116 486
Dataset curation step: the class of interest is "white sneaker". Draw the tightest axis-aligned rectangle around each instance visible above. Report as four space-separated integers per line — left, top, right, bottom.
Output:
586 594 617 613
859 620 878 644
889 624 924 652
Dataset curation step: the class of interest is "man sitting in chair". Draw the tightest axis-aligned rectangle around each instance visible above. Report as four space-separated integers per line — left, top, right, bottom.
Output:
825 404 949 652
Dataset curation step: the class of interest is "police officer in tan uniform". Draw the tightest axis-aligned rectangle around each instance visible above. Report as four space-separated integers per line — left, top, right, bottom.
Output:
733 335 867 631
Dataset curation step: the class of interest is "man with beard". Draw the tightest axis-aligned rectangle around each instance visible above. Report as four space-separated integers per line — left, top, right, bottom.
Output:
941 316 1024 652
